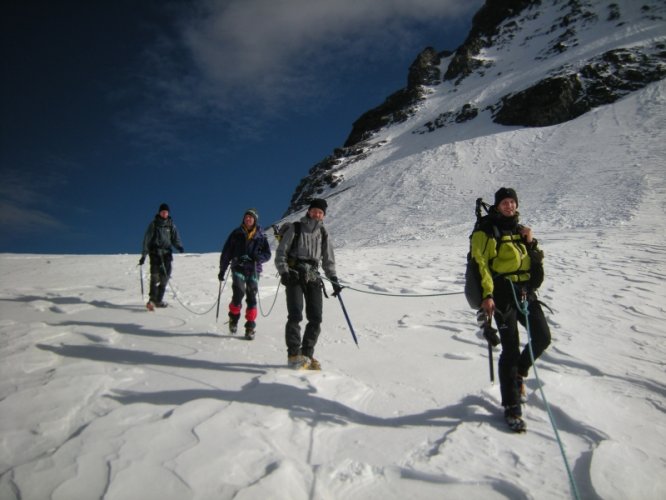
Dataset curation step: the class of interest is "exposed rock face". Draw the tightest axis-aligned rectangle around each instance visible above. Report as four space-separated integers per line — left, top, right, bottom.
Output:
344 47 445 148
444 0 534 83
282 0 666 218
494 45 666 126
285 47 447 214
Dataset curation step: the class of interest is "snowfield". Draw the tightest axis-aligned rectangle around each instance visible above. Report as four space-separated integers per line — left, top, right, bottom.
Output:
1 80 665 499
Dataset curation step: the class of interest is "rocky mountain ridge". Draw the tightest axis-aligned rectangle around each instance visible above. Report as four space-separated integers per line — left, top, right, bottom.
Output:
283 0 666 217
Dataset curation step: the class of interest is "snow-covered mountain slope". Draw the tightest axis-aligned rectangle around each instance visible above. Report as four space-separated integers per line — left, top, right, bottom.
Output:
317 79 665 248
284 0 666 247
0 76 665 500
1 1 665 499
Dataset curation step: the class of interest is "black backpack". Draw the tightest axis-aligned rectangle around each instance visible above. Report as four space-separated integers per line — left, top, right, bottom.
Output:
464 199 497 309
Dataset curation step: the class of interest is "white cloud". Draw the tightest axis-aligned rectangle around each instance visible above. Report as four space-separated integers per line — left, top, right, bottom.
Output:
171 0 482 112
0 169 67 234
0 201 65 234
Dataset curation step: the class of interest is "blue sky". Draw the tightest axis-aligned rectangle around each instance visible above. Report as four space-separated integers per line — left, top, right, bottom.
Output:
0 0 481 254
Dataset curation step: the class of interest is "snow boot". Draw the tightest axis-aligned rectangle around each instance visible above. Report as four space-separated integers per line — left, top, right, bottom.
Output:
244 321 256 340
504 405 526 433
228 313 239 334
306 357 321 371
287 355 311 370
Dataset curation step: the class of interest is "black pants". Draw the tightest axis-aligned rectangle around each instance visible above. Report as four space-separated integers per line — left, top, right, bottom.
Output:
284 279 323 358
148 252 172 303
493 279 551 407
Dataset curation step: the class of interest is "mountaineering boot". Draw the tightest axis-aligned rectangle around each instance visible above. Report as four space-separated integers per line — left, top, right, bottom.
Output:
307 357 321 371
504 405 526 433
244 321 256 340
228 312 240 334
228 309 241 335
287 355 311 370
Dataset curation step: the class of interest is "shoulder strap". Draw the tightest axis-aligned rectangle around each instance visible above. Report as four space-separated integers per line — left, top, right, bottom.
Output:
288 222 301 256
320 225 327 248
288 222 327 256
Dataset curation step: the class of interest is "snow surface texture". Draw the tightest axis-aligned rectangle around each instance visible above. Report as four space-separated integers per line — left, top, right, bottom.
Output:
2 0 666 497
1 81 665 499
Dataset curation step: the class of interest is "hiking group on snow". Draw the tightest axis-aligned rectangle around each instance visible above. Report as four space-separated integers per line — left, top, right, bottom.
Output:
139 188 550 432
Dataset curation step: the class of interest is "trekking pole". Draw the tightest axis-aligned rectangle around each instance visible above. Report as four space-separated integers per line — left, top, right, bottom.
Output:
139 264 144 300
477 309 499 383
487 340 495 384
336 292 359 348
215 280 222 322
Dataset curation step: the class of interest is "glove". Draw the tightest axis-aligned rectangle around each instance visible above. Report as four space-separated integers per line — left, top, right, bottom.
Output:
139 256 146 266
280 269 299 286
176 246 184 253
218 268 227 281
330 276 343 297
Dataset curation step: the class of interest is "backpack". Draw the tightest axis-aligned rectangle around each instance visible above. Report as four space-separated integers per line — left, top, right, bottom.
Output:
464 199 496 309
464 198 544 309
272 222 327 258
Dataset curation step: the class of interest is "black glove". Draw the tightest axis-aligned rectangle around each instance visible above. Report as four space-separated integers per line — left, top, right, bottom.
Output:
177 246 184 253
218 268 227 281
280 269 299 286
330 276 343 297
139 256 146 266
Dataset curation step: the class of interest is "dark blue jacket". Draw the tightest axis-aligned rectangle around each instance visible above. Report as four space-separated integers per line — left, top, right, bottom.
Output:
219 225 271 275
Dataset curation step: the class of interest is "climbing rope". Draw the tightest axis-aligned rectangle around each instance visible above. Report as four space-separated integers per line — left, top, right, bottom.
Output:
257 272 282 317
152 263 464 319
510 283 581 500
320 275 463 298
166 270 229 316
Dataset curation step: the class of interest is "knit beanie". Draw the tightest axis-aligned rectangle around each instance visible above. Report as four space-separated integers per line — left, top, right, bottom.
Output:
494 187 518 207
308 198 328 214
244 208 259 222
159 203 170 212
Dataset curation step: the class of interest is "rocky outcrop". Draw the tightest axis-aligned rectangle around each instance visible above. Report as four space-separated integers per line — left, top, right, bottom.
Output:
444 0 535 83
283 47 448 215
344 47 446 147
494 45 666 126
282 0 666 217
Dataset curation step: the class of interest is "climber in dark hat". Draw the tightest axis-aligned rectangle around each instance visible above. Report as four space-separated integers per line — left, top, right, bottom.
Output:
139 203 184 310
469 187 551 432
274 198 342 370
